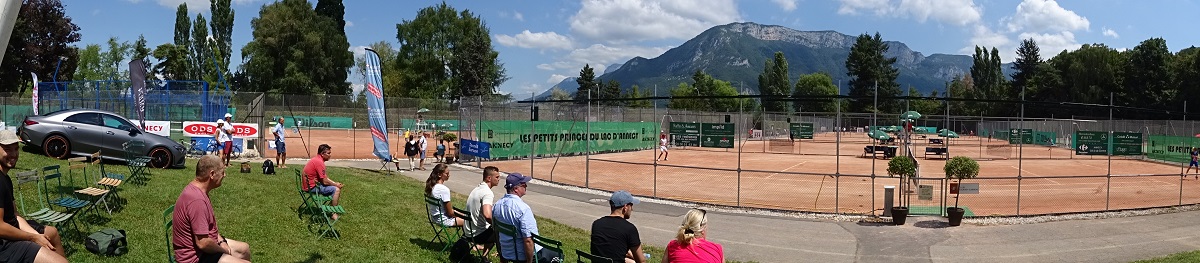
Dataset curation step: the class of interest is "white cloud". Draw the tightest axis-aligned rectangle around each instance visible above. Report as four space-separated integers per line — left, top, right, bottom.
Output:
838 0 981 26
963 24 1013 53
1004 0 1089 33
350 46 368 58
514 12 524 21
494 31 574 50
519 83 543 95
537 64 558 71
772 0 798 11
547 74 570 84
350 83 365 98
1018 31 1081 59
346 21 354 28
569 0 741 44
1102 27 1119 38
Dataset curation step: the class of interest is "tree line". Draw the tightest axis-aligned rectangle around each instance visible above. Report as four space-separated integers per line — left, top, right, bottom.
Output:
1 0 508 103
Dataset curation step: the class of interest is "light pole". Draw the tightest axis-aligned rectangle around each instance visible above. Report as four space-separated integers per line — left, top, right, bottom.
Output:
51 56 66 82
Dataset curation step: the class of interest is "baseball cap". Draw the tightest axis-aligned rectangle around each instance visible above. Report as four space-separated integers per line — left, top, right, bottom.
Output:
0 130 21 145
224 113 233 118
609 190 640 207
505 172 532 189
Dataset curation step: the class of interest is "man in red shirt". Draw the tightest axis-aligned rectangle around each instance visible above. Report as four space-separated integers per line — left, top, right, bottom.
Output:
303 144 344 220
172 155 252 263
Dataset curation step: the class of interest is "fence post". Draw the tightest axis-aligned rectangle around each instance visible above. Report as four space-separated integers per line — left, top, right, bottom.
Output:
1182 101 1188 206
1106 93 1113 210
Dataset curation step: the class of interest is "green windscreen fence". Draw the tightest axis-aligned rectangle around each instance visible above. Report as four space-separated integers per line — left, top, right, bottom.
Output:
1147 135 1200 163
479 121 657 159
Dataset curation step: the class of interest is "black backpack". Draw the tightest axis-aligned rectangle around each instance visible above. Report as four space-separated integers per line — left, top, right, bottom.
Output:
262 160 276 174
405 141 419 156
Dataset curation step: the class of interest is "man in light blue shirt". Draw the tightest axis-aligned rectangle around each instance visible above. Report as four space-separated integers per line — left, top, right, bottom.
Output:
492 173 540 263
273 116 288 168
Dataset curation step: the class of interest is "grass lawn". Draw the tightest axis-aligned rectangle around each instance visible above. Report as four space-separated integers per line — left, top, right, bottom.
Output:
9 150 685 262
1133 250 1200 263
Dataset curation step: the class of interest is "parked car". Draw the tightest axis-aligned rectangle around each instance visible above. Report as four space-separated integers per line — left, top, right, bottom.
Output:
17 108 186 168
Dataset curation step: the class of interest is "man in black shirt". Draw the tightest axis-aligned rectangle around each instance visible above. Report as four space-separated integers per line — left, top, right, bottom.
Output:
590 190 646 263
0 130 67 263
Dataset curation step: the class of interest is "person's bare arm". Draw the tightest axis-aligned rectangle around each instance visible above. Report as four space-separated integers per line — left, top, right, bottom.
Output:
442 202 457 219
482 204 493 223
632 245 646 263
523 237 535 263
321 177 343 188
194 234 228 254
0 209 52 250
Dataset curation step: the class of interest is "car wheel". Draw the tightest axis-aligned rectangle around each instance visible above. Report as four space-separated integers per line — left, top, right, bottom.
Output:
43 135 70 159
149 147 173 169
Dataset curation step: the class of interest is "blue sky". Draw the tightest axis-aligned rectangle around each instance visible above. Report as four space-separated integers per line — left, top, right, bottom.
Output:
63 0 1200 98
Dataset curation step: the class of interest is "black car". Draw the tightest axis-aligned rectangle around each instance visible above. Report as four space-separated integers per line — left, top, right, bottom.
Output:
17 108 186 168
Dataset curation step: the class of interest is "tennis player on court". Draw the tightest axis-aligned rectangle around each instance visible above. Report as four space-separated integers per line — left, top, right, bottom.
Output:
657 133 669 161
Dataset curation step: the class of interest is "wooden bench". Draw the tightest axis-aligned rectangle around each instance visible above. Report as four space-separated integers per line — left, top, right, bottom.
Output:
863 145 897 159
925 147 949 159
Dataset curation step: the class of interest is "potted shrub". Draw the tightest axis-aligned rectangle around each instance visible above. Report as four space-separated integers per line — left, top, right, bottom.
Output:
886 155 916 225
943 156 979 226
441 133 459 163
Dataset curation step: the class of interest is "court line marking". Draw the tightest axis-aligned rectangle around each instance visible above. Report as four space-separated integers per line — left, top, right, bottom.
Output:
766 161 807 179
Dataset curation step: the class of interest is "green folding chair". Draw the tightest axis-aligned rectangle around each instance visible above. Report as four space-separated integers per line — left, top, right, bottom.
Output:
424 195 459 252
294 170 343 240
494 219 523 262
292 170 333 220
164 204 177 263
14 170 76 236
576 249 616 263
531 233 563 263
453 207 489 261
122 140 152 182
42 165 92 213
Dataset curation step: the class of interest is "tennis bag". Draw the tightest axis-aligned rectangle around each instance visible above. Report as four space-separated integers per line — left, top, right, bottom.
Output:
263 160 276 174
86 228 128 256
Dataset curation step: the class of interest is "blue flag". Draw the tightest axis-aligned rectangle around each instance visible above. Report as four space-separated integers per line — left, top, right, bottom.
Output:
364 49 393 161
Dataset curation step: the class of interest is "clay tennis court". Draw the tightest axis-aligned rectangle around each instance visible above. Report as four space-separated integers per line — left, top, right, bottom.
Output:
289 128 1200 216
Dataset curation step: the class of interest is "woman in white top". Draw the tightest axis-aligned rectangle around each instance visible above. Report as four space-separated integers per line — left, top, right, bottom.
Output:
658 133 669 161
424 164 463 227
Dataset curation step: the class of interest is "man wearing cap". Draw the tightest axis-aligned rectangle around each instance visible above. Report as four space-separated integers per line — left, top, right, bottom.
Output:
220 113 235 167
0 130 68 262
491 172 542 263
590 190 646 263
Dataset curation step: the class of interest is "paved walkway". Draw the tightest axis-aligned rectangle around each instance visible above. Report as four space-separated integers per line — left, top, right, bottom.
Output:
325 159 1200 263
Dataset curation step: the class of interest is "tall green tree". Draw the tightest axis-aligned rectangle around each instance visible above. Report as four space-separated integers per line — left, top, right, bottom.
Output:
946 74 979 116
72 44 104 81
209 0 235 85
1124 37 1173 108
242 0 352 94
152 43 191 80
792 72 838 113
173 3 193 80
907 87 941 115
315 0 346 35
600 79 622 106
0 0 81 92
970 46 1009 115
626 85 653 108
395 3 506 100
449 12 506 99
1172 47 1200 107
353 41 402 97
845 32 900 113
191 14 212 85
131 35 152 81
668 71 743 112
1051 44 1125 105
1010 39 1041 100
101 37 131 80
758 51 791 112
574 64 597 102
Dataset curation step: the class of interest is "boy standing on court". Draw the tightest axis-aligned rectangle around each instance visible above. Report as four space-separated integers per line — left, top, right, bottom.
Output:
1189 148 1199 178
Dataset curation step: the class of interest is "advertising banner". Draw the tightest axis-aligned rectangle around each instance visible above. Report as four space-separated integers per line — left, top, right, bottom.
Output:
182 121 259 138
1074 131 1108 155
1147 135 1200 163
479 121 656 159
362 48 393 161
141 121 171 137
30 73 38 115
460 139 491 159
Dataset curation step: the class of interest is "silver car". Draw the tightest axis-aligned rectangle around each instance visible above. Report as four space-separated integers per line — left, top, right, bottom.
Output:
17 108 187 168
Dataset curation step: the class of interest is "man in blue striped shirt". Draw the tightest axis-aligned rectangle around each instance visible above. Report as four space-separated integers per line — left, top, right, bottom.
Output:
492 173 540 263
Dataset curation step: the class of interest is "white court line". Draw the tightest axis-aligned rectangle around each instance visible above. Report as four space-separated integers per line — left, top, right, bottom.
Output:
765 161 807 179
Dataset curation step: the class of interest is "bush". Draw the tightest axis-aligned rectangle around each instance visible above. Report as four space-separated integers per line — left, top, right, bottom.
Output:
441 132 458 143
886 155 916 178
943 156 980 180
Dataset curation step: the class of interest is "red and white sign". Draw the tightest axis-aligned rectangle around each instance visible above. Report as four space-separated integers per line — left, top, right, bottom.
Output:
141 121 170 137
949 183 980 195
182 121 259 138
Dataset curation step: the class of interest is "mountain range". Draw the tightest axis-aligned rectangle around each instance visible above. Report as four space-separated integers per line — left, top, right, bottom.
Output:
532 22 1012 100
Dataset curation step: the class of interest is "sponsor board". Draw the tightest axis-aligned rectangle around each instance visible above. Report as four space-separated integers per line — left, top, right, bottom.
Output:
141 121 171 137
182 121 259 138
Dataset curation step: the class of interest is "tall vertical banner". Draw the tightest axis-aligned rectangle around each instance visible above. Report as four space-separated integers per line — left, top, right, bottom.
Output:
0 0 20 60
30 73 38 115
363 48 393 161
129 60 147 129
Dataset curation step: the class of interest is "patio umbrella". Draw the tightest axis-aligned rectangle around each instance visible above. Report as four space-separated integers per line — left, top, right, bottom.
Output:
900 110 922 120
416 108 430 113
868 130 892 140
938 129 960 138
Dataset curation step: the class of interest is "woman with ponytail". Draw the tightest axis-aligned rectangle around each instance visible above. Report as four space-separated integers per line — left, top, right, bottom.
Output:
663 209 723 263
425 164 463 227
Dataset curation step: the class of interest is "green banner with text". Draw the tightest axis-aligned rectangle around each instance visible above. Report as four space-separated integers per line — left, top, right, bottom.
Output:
1147 135 1198 163
479 121 657 159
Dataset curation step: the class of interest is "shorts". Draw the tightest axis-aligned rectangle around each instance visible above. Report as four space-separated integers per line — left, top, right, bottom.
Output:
1191 160 1198 167
0 239 40 263
198 252 223 263
310 185 337 196
275 140 286 153
659 146 668 152
420 150 427 160
470 226 498 244
222 141 233 155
